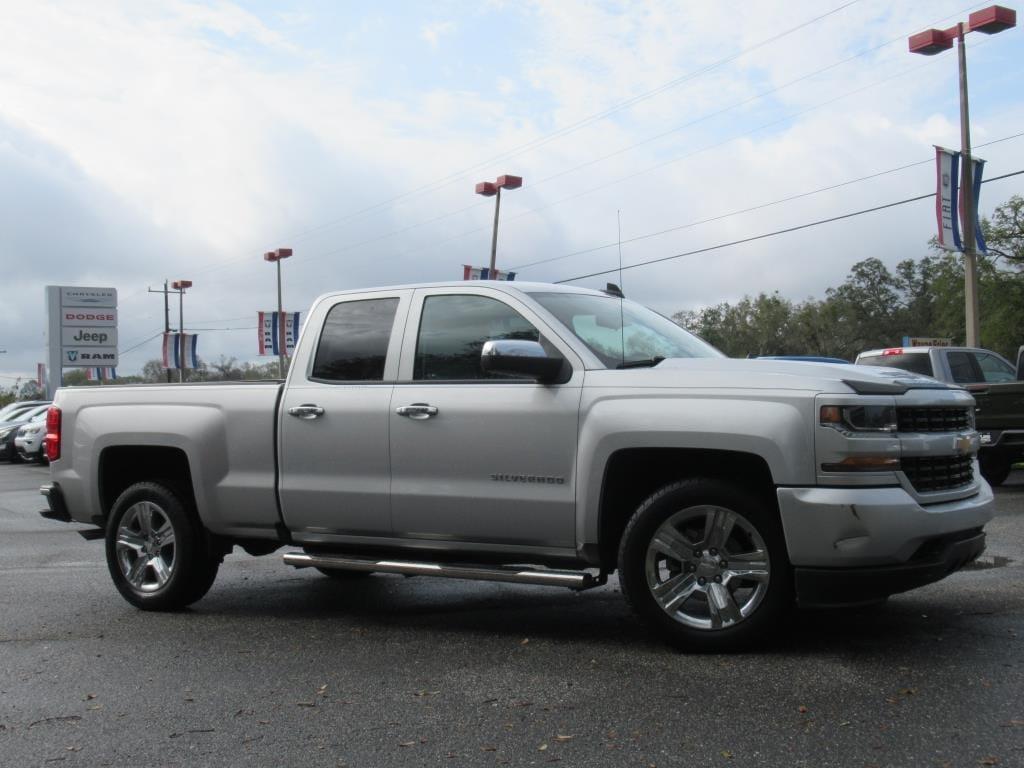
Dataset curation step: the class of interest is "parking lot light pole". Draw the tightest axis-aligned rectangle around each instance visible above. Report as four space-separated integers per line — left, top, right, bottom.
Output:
264 248 293 378
908 5 1017 347
171 280 192 383
475 175 523 275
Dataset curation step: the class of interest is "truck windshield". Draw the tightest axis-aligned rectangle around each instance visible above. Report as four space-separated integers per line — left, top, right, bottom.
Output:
528 291 723 368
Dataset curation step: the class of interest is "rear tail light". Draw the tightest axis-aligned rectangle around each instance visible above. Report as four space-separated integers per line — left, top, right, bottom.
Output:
44 406 61 462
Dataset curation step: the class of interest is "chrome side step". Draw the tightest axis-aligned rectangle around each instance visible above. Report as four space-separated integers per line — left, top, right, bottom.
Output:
283 552 601 590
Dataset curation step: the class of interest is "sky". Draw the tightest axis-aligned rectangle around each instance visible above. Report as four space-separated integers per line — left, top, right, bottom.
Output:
1 0 1023 383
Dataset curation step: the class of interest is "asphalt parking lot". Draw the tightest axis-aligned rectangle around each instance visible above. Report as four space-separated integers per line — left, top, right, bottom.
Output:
1 462 1022 768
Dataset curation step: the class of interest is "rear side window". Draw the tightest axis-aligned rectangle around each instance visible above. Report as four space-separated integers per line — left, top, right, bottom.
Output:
947 351 980 384
857 353 934 377
311 298 399 381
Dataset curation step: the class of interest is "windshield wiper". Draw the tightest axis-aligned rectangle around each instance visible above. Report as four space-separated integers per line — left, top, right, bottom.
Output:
616 356 665 369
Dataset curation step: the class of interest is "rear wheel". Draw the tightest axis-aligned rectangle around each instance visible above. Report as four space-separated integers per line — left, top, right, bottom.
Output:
105 482 220 610
618 478 792 651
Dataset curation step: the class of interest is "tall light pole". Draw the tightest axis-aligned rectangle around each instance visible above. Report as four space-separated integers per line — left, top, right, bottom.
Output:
475 175 523 276
909 5 1016 347
264 248 293 378
171 280 192 383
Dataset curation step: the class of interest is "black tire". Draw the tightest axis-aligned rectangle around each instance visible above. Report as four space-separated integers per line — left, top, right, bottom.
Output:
618 478 792 652
105 481 220 611
979 453 1012 487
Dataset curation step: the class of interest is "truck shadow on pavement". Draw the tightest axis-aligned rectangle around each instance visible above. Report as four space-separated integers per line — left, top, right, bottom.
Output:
198 563 1022 656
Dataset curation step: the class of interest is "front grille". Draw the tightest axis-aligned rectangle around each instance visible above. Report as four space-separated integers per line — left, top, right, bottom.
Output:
902 455 973 493
897 407 971 433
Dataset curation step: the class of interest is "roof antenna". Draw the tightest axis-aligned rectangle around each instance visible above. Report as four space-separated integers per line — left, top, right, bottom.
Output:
617 209 625 368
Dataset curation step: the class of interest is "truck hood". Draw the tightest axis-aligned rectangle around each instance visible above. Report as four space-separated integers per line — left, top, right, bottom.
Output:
585 358 952 395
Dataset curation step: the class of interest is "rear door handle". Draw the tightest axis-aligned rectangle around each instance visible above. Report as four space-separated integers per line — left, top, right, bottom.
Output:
288 404 325 420
396 403 438 420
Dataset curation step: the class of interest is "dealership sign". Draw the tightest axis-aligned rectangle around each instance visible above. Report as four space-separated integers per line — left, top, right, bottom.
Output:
45 285 119 396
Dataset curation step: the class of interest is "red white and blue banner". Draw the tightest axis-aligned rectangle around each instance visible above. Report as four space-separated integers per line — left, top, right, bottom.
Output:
462 265 516 281
258 312 301 356
935 147 988 253
162 332 198 369
85 367 117 381
960 156 988 253
935 147 961 252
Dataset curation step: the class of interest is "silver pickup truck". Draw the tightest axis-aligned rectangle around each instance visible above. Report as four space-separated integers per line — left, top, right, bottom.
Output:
40 281 994 650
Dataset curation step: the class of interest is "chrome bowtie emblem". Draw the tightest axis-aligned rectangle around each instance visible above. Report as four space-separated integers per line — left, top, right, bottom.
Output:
953 435 973 455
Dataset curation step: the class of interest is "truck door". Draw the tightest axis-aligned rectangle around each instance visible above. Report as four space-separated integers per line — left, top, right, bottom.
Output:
388 287 583 549
278 290 410 541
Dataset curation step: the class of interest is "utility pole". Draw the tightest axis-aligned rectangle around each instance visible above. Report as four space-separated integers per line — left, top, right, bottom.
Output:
263 248 293 378
908 5 1017 347
171 281 193 383
956 23 981 347
147 281 174 382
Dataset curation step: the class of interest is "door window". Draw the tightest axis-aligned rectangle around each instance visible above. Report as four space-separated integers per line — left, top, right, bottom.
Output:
973 352 1016 382
311 298 399 381
414 295 540 381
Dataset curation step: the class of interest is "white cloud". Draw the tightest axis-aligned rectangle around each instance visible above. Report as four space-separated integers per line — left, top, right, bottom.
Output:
420 20 456 49
0 0 1022 380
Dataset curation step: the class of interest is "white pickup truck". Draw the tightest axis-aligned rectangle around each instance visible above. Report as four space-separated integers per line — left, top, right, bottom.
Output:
40 281 993 650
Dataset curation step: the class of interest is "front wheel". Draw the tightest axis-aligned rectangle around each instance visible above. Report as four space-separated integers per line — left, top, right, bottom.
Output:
618 479 792 652
105 481 220 610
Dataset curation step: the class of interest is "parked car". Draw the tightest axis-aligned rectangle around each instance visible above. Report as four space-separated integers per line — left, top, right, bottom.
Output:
0 400 49 423
14 412 48 463
0 404 51 462
41 282 991 651
856 346 1024 485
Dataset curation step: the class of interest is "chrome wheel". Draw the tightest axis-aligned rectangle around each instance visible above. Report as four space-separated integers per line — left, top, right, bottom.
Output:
644 504 770 630
115 501 177 593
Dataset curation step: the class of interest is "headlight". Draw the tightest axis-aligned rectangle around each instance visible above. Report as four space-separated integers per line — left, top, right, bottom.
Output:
820 404 897 433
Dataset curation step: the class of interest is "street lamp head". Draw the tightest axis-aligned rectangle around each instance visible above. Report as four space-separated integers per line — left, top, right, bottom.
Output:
264 248 293 262
969 5 1016 34
475 181 497 197
172 280 192 290
908 28 955 54
496 175 523 190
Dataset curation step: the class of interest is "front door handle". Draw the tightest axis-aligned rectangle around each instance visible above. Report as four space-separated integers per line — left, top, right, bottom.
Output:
288 404 325 420
396 403 438 420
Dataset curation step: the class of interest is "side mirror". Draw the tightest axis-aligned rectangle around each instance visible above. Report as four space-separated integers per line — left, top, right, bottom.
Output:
1017 345 1024 381
481 340 563 383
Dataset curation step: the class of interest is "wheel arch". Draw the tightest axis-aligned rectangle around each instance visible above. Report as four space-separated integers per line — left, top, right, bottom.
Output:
594 448 778 570
99 445 197 522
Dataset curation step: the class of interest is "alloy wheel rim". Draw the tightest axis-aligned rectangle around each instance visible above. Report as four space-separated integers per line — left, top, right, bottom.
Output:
644 504 770 630
115 501 177 593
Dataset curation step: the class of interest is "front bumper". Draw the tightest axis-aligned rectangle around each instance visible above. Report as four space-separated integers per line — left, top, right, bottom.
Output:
777 483 994 607
794 528 985 607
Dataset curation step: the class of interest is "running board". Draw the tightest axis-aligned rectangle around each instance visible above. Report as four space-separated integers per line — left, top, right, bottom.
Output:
283 552 601 590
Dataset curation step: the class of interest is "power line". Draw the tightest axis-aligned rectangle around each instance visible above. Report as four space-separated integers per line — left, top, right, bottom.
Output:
180 2 993 293
512 131 1024 272
182 2 866 287
554 169 1024 284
